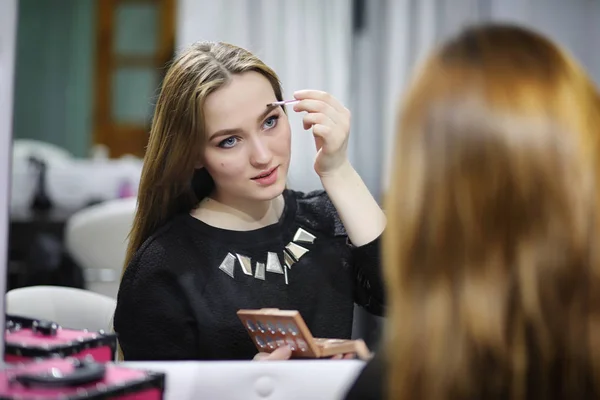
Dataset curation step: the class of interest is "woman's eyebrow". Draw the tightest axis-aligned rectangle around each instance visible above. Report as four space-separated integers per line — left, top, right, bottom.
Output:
209 128 242 141
209 108 278 140
257 106 276 123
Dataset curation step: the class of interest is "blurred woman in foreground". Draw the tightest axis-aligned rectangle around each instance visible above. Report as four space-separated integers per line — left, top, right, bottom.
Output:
346 23 600 400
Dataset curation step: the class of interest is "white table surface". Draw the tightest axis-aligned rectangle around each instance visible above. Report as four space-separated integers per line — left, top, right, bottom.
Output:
123 359 365 400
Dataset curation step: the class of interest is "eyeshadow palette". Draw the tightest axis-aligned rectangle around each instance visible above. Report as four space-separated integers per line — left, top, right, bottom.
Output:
237 308 372 360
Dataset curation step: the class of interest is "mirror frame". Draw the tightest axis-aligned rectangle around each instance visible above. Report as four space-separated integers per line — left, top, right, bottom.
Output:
0 0 19 361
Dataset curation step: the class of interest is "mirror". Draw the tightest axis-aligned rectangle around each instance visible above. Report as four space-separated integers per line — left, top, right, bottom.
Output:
3 0 384 364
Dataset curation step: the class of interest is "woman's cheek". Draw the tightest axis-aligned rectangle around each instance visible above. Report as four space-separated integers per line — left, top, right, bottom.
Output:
216 160 247 178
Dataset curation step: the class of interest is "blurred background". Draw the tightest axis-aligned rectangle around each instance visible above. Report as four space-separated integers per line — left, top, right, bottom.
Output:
4 0 600 348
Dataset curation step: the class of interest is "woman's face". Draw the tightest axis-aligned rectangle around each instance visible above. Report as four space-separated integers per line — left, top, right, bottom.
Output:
201 71 292 204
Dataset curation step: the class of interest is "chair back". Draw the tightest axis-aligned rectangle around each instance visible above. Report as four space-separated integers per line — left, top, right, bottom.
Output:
65 197 137 299
6 285 117 332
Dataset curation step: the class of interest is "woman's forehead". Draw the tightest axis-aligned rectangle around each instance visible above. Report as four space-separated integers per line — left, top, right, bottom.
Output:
204 72 277 132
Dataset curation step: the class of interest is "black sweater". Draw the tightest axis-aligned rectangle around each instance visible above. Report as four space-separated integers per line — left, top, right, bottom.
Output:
114 189 385 361
344 351 385 400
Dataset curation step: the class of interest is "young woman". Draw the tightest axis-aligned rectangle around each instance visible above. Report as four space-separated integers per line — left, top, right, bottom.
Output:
345 23 600 399
114 41 387 361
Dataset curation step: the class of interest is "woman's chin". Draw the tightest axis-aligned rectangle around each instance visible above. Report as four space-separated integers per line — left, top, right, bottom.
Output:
262 183 287 200
251 178 286 201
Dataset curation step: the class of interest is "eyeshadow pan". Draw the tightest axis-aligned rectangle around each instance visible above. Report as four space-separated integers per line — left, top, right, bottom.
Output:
246 320 256 332
287 323 298 336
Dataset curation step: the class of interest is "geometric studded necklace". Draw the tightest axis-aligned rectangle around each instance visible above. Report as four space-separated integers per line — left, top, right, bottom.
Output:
217 227 316 285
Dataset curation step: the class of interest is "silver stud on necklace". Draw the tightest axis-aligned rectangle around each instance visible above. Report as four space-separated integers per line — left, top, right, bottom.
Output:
218 227 317 284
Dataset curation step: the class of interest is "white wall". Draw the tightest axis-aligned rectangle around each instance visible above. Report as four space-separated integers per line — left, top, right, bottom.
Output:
586 1 600 84
0 0 18 359
489 0 600 83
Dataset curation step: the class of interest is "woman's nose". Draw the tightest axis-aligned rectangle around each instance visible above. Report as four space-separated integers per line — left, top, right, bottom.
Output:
249 137 273 166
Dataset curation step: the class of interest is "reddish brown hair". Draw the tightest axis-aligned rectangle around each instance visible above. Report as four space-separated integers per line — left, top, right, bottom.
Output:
384 23 600 399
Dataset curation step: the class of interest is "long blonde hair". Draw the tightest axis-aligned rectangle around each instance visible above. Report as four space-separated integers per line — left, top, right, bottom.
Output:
124 42 284 274
383 23 600 399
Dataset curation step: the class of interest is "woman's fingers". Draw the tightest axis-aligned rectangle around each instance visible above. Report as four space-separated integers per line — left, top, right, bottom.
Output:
254 348 357 362
330 353 357 360
253 352 269 361
253 345 293 361
302 112 332 131
292 89 351 176
293 89 346 113
293 99 337 121
311 124 333 140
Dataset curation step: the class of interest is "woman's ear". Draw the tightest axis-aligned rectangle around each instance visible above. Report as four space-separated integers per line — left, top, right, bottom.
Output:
195 161 203 169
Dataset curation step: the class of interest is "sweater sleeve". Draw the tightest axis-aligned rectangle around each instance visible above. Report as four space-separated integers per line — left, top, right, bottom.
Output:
294 189 386 316
114 238 199 361
350 235 386 316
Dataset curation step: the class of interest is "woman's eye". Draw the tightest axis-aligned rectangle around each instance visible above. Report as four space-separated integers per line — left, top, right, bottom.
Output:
218 136 238 148
263 115 279 130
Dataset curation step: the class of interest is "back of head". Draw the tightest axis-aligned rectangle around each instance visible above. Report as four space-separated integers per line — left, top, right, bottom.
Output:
384 23 600 399
124 42 283 272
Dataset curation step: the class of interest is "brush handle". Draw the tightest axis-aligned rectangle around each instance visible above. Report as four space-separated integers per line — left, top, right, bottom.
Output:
267 99 299 106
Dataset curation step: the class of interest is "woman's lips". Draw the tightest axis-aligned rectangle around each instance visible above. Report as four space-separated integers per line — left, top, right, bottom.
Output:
251 166 279 185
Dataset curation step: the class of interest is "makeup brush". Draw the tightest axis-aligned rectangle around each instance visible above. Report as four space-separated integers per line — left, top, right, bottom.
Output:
267 99 299 107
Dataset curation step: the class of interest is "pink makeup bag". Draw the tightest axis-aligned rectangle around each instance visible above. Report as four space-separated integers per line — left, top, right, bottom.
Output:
4 315 117 363
0 357 165 399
